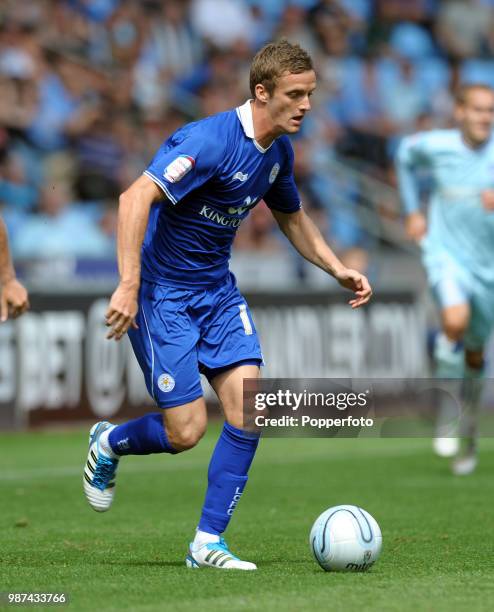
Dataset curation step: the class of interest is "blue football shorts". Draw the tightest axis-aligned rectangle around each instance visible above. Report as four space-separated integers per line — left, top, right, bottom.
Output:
422 248 494 350
128 273 263 408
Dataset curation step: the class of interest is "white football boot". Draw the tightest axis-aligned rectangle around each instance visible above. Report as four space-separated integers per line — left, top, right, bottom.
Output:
433 436 459 458
451 439 478 476
186 538 257 570
83 421 119 512
451 453 478 476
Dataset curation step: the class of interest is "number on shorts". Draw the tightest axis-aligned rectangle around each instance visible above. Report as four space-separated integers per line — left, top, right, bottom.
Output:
238 304 253 335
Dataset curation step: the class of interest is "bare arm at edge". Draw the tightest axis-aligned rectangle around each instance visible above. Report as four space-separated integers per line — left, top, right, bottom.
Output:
0 217 29 322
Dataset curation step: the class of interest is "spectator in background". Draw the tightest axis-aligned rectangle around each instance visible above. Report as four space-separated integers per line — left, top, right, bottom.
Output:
190 0 256 49
374 0 438 24
73 99 125 201
137 109 188 173
175 46 247 116
25 50 102 153
0 152 37 212
133 0 200 113
273 4 319 56
292 138 371 273
0 19 38 135
65 0 120 24
334 56 397 170
38 1 101 56
105 0 145 70
13 183 115 259
381 58 429 132
234 201 283 252
2 0 494 277
436 0 494 60
312 1 353 58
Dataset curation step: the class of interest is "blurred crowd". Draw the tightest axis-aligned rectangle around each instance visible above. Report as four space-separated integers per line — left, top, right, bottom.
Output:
1 0 494 274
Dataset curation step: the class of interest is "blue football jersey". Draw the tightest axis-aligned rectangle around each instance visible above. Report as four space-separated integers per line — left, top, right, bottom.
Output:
142 100 301 288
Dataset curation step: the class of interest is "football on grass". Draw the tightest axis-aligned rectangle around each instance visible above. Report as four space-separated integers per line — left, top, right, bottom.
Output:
310 504 382 571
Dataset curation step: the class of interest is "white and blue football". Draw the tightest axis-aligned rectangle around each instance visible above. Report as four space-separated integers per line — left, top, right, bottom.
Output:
310 505 382 571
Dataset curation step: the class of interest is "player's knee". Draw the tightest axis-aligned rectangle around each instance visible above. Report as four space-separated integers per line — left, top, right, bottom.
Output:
218 395 247 427
442 318 467 342
225 411 246 430
465 350 484 370
167 424 206 452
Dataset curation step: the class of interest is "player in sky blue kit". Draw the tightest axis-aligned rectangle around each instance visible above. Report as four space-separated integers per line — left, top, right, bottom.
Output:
82 40 372 569
396 83 494 475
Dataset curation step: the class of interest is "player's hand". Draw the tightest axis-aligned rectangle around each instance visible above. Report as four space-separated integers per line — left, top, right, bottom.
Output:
105 282 139 341
405 211 427 242
0 277 29 322
481 189 494 211
334 268 373 309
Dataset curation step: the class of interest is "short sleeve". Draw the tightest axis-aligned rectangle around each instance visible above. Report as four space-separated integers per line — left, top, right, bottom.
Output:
144 125 224 204
263 139 302 214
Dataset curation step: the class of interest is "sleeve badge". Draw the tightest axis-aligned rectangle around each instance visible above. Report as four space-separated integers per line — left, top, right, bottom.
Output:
164 155 195 183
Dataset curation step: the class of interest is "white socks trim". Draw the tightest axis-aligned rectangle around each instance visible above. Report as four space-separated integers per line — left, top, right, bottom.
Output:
193 529 220 548
99 428 118 459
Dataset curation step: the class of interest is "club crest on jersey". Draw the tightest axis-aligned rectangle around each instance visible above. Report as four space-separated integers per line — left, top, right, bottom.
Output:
269 163 280 184
233 171 249 182
164 156 195 183
157 373 175 392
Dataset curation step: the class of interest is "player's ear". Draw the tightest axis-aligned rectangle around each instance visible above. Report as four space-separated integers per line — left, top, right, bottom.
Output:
255 83 270 104
454 103 464 123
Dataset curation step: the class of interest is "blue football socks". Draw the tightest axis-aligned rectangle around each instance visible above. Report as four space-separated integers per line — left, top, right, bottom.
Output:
108 413 177 455
198 422 260 535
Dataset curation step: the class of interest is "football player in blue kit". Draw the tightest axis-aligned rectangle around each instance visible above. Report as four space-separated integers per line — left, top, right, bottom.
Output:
83 40 372 569
396 84 494 475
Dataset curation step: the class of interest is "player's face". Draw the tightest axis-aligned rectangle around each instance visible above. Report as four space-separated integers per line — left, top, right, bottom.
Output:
265 70 317 135
457 89 494 146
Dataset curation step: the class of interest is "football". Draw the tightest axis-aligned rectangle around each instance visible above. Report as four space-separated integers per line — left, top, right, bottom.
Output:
310 505 382 572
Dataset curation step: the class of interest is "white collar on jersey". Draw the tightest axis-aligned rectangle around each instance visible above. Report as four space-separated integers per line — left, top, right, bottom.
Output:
236 99 273 154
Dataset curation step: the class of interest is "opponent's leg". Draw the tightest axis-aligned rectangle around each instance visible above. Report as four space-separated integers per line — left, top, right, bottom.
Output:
187 364 260 570
433 303 469 457
83 399 207 512
452 348 484 475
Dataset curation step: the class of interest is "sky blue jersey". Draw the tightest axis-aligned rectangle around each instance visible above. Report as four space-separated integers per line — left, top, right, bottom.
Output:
396 129 494 283
142 100 301 288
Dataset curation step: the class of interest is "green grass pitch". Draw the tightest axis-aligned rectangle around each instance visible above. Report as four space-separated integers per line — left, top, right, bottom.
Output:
1 425 494 611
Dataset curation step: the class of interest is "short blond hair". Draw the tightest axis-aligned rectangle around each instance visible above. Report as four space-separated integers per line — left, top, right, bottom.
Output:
249 39 313 98
455 83 494 105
